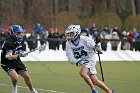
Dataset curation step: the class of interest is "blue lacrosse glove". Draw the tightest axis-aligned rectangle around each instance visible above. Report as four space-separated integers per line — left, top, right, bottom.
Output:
76 59 89 66
18 50 28 57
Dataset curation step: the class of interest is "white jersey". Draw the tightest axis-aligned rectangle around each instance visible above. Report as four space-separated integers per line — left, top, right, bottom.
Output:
66 36 97 64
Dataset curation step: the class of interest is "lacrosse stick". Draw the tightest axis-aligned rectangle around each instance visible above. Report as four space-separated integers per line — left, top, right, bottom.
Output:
22 43 46 55
0 63 6 66
25 43 56 75
95 44 104 81
38 43 46 52
30 53 56 76
97 51 105 82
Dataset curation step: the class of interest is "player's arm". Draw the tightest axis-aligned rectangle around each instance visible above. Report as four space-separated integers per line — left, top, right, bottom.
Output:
66 42 81 64
86 37 96 49
86 37 101 52
3 42 26 60
3 42 19 60
5 50 19 60
5 49 28 60
5 42 18 59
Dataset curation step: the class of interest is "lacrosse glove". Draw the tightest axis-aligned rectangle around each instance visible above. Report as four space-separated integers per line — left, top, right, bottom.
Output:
95 45 102 54
76 59 89 66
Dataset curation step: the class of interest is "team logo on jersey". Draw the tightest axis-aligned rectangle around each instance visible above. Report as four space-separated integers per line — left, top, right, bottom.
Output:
73 46 84 52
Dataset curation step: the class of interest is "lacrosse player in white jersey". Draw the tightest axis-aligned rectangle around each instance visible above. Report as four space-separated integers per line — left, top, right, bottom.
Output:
65 24 115 93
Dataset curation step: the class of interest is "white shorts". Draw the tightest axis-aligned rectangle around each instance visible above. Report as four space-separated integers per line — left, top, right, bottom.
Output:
85 60 97 75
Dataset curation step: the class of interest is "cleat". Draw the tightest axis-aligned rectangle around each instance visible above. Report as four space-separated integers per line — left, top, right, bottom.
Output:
92 89 98 93
11 86 18 93
28 88 38 93
112 90 115 93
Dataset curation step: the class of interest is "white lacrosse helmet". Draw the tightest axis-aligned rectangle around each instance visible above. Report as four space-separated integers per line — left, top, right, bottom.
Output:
65 24 81 41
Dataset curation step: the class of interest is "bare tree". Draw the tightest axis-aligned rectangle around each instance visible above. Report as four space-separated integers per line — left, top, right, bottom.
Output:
113 0 132 31
135 0 140 14
131 0 136 16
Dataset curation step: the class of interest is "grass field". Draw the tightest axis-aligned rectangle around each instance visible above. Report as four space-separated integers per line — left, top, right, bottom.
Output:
0 61 140 93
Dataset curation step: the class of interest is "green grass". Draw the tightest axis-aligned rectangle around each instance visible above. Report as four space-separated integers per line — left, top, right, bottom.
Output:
0 61 140 93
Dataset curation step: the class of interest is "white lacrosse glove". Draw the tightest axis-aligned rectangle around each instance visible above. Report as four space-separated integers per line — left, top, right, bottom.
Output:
39 43 46 52
18 50 28 57
76 59 89 66
5 50 13 60
95 45 101 52
95 45 102 54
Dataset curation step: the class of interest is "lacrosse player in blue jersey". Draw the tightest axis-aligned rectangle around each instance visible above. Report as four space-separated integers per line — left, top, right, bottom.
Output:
1 25 38 93
65 24 115 93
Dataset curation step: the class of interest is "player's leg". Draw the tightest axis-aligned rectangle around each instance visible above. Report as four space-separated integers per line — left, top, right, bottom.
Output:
79 66 98 93
19 71 38 93
15 61 38 93
87 61 114 93
90 75 112 93
1 64 19 93
8 70 19 93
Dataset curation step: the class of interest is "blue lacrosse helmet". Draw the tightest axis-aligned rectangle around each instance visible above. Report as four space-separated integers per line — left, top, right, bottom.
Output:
10 25 25 44
10 25 24 33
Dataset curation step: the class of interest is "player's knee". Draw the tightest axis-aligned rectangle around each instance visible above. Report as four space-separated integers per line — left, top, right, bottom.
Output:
9 73 19 81
92 79 99 85
11 75 19 81
79 71 87 78
23 75 31 81
92 80 98 85
20 71 31 81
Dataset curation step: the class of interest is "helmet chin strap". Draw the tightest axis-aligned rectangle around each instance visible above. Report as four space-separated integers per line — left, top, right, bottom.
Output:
11 33 23 44
16 38 23 44
71 35 80 46
15 33 24 44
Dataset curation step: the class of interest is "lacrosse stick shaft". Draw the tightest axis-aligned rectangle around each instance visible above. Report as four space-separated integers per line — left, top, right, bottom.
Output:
26 48 38 54
98 52 105 82
25 44 46 54
30 54 56 75
0 63 6 66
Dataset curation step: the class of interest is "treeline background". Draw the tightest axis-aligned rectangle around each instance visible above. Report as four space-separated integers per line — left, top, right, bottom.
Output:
0 0 140 33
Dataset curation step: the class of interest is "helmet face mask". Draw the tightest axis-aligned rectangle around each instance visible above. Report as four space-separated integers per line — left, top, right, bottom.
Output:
65 32 74 41
10 25 25 44
65 25 81 41
15 32 25 39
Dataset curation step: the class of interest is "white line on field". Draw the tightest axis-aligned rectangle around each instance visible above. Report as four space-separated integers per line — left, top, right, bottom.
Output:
0 83 66 93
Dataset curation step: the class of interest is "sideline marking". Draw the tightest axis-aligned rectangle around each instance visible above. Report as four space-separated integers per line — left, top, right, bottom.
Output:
0 83 66 93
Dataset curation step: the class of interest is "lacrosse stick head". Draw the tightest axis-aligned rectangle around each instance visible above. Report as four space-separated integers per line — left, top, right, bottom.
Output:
39 43 46 52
